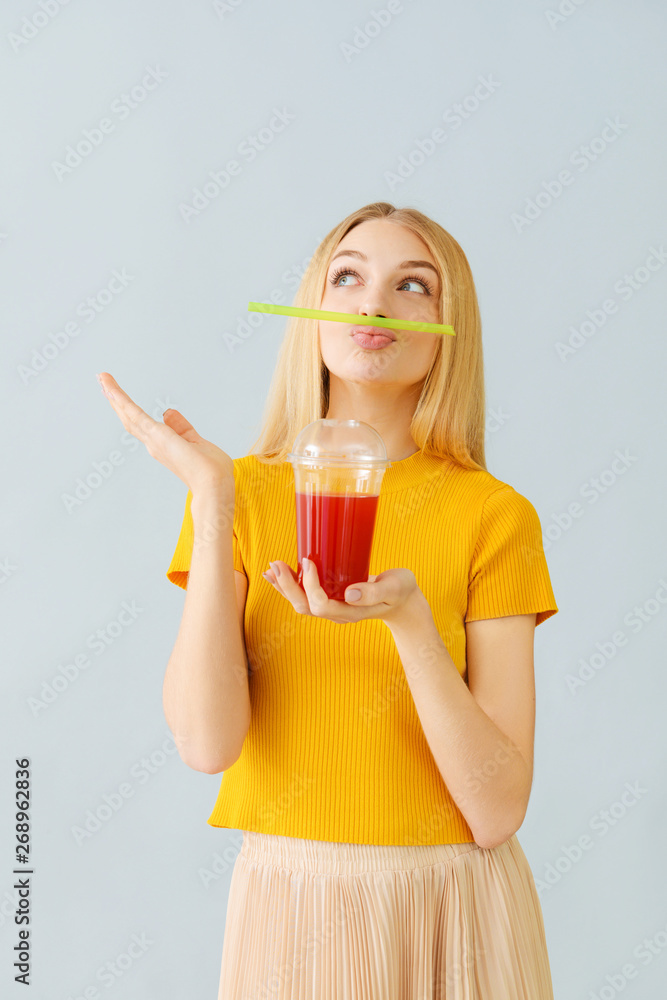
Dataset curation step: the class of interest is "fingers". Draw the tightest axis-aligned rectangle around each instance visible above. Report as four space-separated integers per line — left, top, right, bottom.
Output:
97 372 165 445
261 560 412 626
272 561 311 616
298 560 351 623
265 560 351 623
262 559 393 625
162 408 203 444
262 561 308 614
346 569 413 607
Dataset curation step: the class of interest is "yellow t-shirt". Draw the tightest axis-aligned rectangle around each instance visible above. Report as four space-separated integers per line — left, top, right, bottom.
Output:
166 449 558 846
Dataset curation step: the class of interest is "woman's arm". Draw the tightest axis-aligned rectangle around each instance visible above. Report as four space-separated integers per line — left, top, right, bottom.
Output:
386 591 536 849
163 485 251 774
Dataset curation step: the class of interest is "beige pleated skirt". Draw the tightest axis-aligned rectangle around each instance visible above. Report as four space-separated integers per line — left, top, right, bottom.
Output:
217 830 554 999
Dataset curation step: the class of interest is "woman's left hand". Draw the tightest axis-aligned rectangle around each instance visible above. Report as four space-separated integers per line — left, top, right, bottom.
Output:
262 558 421 626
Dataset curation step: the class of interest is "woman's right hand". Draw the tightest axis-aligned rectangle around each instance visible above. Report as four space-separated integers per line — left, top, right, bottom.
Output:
96 372 234 495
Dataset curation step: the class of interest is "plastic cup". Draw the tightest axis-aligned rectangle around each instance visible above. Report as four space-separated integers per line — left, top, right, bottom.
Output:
287 419 392 601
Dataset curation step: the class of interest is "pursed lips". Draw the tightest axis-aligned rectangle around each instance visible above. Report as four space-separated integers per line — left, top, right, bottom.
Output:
350 326 396 341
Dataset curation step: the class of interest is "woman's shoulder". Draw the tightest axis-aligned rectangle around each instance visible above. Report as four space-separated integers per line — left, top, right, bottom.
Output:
444 457 516 501
231 454 255 475
466 469 545 534
443 461 545 529
232 453 290 476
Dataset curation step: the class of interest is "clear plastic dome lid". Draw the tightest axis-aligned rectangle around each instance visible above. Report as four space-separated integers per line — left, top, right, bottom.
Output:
287 419 392 468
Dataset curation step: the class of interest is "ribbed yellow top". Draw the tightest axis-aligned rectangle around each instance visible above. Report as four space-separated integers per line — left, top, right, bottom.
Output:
166 450 558 846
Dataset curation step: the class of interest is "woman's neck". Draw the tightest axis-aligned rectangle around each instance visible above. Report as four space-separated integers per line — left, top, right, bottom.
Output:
324 406 419 463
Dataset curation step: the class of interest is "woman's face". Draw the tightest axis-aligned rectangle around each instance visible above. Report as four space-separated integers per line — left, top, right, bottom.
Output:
319 218 442 387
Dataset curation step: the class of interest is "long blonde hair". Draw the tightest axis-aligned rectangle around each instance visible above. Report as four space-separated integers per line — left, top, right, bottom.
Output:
247 202 487 472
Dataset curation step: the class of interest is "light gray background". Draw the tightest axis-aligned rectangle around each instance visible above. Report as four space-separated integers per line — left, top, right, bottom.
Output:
1 1 666 997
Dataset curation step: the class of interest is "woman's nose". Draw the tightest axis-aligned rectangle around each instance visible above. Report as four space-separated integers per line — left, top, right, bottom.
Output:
359 301 389 320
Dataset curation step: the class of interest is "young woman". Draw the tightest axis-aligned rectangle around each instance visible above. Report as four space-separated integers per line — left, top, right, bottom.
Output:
98 201 559 999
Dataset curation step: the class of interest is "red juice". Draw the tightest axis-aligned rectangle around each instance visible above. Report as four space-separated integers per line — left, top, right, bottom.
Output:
295 490 380 601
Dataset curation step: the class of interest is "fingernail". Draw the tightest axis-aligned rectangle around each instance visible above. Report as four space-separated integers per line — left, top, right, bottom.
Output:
270 561 280 576
346 589 361 602
97 374 114 399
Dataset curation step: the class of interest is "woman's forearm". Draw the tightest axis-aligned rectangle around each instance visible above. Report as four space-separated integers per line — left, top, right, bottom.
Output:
163 486 251 774
385 592 531 848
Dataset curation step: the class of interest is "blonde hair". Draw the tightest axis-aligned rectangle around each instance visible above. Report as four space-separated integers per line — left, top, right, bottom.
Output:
247 201 487 472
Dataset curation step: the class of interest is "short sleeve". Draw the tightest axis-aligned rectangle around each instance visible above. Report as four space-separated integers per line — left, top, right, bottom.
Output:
466 485 558 627
165 489 246 590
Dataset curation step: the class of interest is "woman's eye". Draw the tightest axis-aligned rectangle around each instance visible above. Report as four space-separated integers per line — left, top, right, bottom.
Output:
330 268 432 294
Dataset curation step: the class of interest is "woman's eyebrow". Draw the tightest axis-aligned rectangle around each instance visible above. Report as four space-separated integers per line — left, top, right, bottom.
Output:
330 248 439 277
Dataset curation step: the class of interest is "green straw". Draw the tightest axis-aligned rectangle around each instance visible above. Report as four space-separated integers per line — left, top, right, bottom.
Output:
248 302 455 336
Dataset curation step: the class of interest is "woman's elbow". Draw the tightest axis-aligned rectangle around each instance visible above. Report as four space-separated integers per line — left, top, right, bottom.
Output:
169 715 250 774
182 754 226 774
174 737 244 775
472 805 527 850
